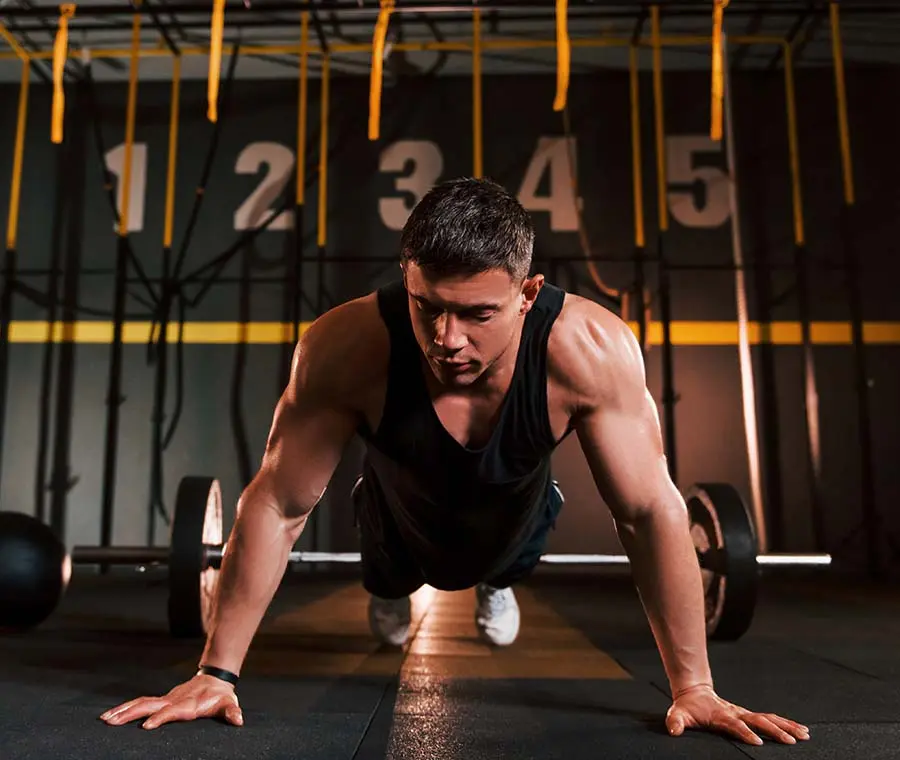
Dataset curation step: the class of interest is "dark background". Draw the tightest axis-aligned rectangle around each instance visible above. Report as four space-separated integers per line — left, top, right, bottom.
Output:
0 64 897 578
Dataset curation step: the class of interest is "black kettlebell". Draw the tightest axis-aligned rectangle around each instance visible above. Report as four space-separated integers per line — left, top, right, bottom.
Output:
0 511 70 630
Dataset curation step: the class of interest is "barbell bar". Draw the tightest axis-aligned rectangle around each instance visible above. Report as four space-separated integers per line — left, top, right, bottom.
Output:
70 547 832 568
62 475 830 643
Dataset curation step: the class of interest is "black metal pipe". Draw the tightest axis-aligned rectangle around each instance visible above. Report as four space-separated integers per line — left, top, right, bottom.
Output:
144 0 181 55
316 245 326 317
35 122 70 525
2 1 896 20
98 235 130 567
765 6 813 70
288 201 304 358
147 246 172 545
634 245 648 357
0 12 804 34
308 2 330 54
657 236 677 483
753 230 785 553
48 94 88 540
839 203 881 579
15 256 848 279
230 244 254 490
0 246 16 497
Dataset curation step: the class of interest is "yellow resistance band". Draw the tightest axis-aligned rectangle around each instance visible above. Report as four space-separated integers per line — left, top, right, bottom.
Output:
650 5 668 232
710 0 729 141
208 0 226 123
163 56 182 250
118 5 142 237
629 45 645 250
472 8 482 177
0 22 30 61
52 4 76 145
318 54 330 247
296 12 309 204
7 60 30 251
553 0 570 111
369 0 394 141
829 2 854 205
782 43 805 247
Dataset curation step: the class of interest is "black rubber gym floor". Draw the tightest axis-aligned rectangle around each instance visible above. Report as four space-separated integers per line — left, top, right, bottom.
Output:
1 568 897 759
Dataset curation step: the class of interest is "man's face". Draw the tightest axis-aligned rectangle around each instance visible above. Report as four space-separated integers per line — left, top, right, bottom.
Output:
403 262 543 387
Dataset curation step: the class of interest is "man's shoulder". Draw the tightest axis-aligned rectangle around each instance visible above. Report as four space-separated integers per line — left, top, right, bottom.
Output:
546 291 643 405
295 291 390 401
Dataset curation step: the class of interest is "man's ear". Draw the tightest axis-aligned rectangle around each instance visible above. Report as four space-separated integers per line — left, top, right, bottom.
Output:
520 274 544 314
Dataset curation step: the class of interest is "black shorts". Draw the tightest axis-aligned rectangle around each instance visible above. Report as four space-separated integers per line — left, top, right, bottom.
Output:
353 476 565 599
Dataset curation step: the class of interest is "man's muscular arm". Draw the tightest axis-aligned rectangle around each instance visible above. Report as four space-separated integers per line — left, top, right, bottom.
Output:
197 303 368 676
101 295 385 729
558 302 711 695
559 298 809 746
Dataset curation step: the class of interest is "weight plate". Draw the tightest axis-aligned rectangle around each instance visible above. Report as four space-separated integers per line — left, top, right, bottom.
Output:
686 482 758 642
168 476 223 638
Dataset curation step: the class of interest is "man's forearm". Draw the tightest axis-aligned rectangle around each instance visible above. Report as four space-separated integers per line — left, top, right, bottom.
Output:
199 486 308 675
616 505 713 695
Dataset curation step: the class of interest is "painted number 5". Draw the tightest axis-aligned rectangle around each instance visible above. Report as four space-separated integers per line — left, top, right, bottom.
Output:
379 140 444 231
666 135 731 228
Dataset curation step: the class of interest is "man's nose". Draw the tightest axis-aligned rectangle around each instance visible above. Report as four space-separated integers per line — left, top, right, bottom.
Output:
433 313 467 351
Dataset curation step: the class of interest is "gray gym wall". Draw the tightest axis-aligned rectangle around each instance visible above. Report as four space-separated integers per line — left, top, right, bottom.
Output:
0 62 897 579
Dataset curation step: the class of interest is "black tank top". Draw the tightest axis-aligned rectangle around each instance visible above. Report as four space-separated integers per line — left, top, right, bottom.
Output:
357 279 567 590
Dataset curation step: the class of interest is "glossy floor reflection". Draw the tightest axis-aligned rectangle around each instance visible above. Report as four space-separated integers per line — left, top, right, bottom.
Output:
0 569 897 759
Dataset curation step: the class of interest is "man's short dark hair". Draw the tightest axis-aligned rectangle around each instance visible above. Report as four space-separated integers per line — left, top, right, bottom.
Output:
399 177 534 281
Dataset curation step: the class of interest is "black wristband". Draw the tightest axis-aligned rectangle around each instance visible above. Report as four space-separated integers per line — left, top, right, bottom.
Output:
198 665 240 686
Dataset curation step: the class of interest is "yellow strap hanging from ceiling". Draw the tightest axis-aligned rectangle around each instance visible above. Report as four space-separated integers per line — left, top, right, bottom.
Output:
710 0 729 141
829 2 854 205
0 22 30 61
52 4 76 145
369 0 395 141
553 0 570 111
208 0 226 122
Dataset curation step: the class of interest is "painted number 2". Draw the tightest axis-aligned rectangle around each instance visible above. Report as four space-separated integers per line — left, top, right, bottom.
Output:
234 142 295 231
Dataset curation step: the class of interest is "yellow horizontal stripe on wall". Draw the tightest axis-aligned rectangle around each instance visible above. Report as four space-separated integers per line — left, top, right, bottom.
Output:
638 320 900 346
7 320 305 345
4 320 900 345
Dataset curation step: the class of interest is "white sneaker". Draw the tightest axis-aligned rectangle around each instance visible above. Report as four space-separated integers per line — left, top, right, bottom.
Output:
475 584 521 646
368 594 411 646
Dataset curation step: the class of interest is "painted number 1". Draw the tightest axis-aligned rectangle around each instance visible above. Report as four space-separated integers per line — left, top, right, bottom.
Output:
105 142 148 233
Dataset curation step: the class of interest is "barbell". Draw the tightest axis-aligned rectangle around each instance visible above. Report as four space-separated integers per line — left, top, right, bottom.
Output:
4 475 830 642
